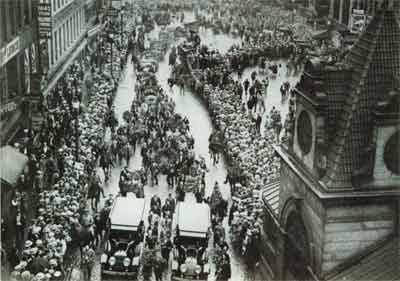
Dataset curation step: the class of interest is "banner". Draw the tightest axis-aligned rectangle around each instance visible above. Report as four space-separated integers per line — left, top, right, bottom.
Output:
0 37 21 67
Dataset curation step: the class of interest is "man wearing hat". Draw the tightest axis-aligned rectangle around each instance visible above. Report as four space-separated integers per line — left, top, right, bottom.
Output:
81 245 95 281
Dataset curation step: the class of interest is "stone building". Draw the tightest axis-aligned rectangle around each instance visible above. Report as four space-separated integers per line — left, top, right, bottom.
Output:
39 0 87 82
0 0 37 145
329 0 400 27
260 4 400 281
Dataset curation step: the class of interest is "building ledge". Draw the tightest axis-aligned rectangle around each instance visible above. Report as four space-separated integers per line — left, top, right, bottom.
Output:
274 145 400 200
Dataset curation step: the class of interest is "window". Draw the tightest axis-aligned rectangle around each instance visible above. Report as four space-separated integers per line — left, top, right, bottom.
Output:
297 111 313 154
58 27 62 57
0 68 7 104
73 13 76 40
80 9 82 32
63 23 66 51
76 12 78 37
57 0 61 10
0 2 7 43
66 21 69 47
16 0 22 29
54 30 58 61
53 0 56 12
24 0 30 25
49 38 53 65
9 2 16 36
384 131 400 175
79 9 81 32
69 18 72 44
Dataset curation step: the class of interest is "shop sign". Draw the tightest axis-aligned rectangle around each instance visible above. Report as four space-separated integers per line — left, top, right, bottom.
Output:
350 9 366 34
38 2 52 39
0 101 18 115
0 37 21 67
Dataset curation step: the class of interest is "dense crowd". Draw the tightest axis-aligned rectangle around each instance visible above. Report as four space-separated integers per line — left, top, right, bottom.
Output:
4 11 136 281
171 0 309 270
3 0 329 280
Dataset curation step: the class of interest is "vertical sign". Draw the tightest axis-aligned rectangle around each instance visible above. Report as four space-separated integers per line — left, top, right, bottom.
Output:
38 0 52 73
24 48 31 94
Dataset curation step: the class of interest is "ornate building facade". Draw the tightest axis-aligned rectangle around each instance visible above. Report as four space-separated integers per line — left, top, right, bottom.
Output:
260 4 400 281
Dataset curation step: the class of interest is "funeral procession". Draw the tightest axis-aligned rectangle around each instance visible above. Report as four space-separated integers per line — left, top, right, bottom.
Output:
1 0 400 281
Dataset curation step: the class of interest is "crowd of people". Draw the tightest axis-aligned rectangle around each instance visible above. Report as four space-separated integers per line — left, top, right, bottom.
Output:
3 9 138 281
2 0 341 280
171 0 315 271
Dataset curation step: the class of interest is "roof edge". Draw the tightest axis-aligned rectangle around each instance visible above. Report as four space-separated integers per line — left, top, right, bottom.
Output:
323 234 396 281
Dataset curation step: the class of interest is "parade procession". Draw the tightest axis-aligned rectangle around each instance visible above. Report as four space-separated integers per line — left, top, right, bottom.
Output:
2 0 400 281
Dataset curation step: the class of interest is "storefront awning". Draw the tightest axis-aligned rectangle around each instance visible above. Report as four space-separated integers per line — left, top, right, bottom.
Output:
261 179 281 218
0 145 28 186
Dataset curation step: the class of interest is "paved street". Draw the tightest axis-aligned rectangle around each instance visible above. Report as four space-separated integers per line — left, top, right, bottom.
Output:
3 1 398 281
92 13 301 281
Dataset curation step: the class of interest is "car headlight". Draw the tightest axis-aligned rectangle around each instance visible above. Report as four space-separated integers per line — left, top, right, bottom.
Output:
172 260 178 270
195 265 201 274
180 264 187 273
108 256 116 266
203 263 210 273
100 254 108 264
132 256 140 266
123 257 131 267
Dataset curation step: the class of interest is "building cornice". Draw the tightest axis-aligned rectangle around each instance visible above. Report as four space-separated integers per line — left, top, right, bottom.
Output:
274 145 400 200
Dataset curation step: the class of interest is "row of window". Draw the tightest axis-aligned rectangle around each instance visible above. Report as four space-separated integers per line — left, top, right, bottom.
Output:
0 0 32 47
49 7 84 66
52 0 74 15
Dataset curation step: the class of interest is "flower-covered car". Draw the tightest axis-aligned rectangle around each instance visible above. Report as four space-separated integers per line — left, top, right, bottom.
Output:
101 196 146 277
171 202 211 281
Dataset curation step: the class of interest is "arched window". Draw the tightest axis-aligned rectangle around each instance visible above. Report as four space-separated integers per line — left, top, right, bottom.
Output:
384 131 400 175
284 211 311 281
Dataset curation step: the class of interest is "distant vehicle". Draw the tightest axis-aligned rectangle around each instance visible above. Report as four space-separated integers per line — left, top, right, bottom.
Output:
349 9 367 34
101 195 146 278
171 202 211 281
139 58 158 72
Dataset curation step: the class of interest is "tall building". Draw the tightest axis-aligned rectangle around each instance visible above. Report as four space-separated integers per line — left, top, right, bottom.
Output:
26 0 104 130
260 4 400 281
0 0 37 145
37 0 86 81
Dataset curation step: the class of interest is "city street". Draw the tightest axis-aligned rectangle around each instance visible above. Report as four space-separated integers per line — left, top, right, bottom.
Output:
2 1 400 281
94 13 301 281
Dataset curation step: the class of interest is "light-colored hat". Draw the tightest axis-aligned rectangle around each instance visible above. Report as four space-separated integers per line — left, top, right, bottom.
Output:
25 240 33 248
21 270 31 281
36 272 45 280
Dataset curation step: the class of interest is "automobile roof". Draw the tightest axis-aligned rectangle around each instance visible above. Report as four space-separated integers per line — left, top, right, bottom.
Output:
109 196 146 231
176 202 210 238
